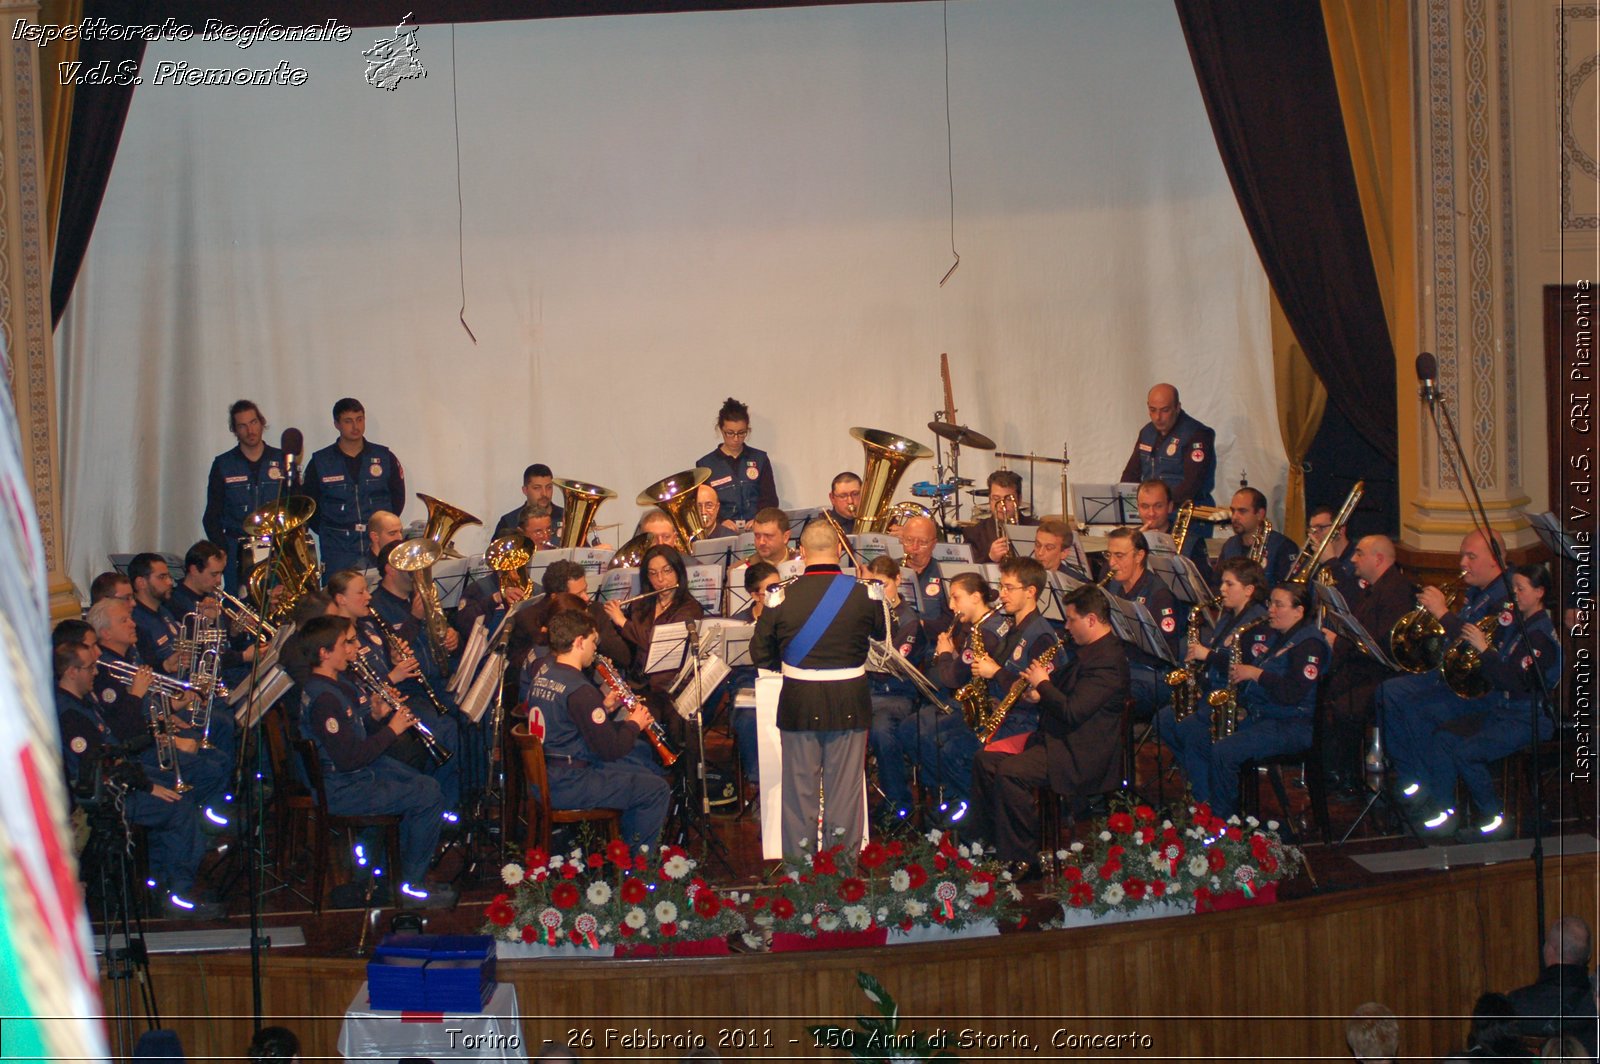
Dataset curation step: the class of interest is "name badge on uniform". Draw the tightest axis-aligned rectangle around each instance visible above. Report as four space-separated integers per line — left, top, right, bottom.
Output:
322 474 345 484
224 475 248 484
709 475 732 488
70 736 88 754
1138 443 1153 452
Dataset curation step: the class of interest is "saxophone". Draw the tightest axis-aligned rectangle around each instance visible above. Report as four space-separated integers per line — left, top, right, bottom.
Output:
1207 618 1266 742
954 608 998 730
976 637 1062 744
1247 518 1273 568
1167 594 1222 721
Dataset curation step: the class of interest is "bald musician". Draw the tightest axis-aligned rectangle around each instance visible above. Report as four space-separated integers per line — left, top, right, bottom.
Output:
1121 383 1217 515
897 515 952 640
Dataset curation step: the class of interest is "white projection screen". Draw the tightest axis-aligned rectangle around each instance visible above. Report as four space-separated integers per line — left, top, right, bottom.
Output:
55 0 1282 590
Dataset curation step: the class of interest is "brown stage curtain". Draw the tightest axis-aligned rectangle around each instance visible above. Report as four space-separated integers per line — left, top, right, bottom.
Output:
37 0 82 268
1272 294 1327 540
1175 0 1398 466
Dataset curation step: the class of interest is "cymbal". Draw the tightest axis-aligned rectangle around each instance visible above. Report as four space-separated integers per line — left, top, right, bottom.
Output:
926 421 996 450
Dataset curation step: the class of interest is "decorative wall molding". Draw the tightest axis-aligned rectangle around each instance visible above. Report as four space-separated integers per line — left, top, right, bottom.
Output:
1558 5 1600 232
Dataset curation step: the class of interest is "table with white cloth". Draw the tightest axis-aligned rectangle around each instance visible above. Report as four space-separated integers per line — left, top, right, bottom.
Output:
338 981 528 1062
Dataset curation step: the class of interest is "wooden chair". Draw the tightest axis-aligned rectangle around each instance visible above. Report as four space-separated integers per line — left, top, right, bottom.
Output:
289 739 402 913
259 703 315 879
509 725 622 853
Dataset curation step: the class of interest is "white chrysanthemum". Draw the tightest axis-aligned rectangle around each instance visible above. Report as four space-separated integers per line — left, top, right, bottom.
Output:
586 882 612 906
964 879 990 897
843 905 870 929
904 899 928 918
662 855 691 880
876 907 889 924
1245 816 1259 828
624 908 647 929
549 854 564 868
1070 841 1084 853
1188 855 1210 877
500 863 525 886
801 913 814 925
1102 883 1125 905
925 829 943 844
817 913 841 932
1166 880 1184 895
1267 819 1280 831
653 900 679 924
1054 849 1069 861
969 841 985 856
957 844 970 859
1226 815 1241 825
1098 831 1112 842
889 869 911 892
1161 819 1173 830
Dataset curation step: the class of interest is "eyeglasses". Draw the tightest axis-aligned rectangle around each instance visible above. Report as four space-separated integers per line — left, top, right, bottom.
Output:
721 429 750 440
1308 524 1333 535
999 583 1024 593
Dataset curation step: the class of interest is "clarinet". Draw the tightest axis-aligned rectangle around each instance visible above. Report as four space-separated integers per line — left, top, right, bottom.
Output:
347 649 453 766
592 655 679 767
366 610 455 720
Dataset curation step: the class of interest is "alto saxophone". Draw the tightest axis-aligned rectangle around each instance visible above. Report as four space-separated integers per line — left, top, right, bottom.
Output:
1167 594 1223 722
1208 618 1266 742
954 608 998 730
975 637 1062 744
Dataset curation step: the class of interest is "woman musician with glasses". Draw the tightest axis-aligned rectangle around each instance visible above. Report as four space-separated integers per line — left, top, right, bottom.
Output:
695 397 778 530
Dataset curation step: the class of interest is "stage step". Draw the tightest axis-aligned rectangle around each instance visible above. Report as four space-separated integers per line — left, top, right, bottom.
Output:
1351 832 1599 874
95 926 307 955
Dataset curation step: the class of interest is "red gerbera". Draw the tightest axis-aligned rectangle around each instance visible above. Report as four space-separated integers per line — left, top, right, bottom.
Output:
812 850 838 875
751 895 769 910
524 847 549 871
521 924 537 943
607 839 632 869
1249 835 1270 859
1150 880 1166 898
694 892 720 918
1124 877 1146 901
838 877 867 903
885 840 905 858
1061 866 1082 882
1207 849 1227 873
771 896 795 919
858 842 887 870
560 864 579 880
486 896 515 927
551 882 580 910
1134 804 1156 824
661 922 677 937
586 853 605 870
621 878 648 904
905 864 928 889
1068 882 1093 907
1107 812 1134 834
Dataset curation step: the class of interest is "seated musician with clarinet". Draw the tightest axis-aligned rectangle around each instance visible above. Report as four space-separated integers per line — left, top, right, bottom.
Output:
369 541 463 760
526 609 671 850
289 615 456 909
965 584 1129 871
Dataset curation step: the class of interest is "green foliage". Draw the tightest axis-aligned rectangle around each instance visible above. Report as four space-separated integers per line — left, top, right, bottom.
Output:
806 971 959 1063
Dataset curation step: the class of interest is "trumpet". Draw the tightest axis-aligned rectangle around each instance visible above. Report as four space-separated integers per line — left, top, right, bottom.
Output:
989 493 1020 561
217 587 277 642
97 658 207 699
347 648 453 766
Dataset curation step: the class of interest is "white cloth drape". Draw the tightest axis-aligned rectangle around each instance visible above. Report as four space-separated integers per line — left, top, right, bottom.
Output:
56 1 1283 593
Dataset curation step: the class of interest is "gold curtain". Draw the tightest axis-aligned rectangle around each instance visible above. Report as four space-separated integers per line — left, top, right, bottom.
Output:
1272 294 1326 542
36 0 82 267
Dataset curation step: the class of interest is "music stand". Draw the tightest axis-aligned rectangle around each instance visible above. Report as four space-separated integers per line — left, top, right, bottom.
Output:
1105 598 1179 666
1073 482 1141 528
848 533 902 563
1148 550 1214 607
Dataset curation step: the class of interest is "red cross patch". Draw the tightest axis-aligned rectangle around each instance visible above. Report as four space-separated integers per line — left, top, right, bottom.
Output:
1190 447 1205 463
1160 616 1176 633
1303 663 1319 681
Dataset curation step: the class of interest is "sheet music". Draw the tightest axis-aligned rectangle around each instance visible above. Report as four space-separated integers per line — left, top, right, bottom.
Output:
431 557 473 609
1074 482 1141 527
458 652 506 724
591 567 640 604
1527 511 1581 561
228 625 293 706
1105 596 1178 664
932 541 974 564
529 546 616 586
233 665 293 729
685 562 724 615
691 535 741 566
1148 552 1213 605
642 621 691 673
448 615 487 697
1315 584 1399 670
849 533 902 563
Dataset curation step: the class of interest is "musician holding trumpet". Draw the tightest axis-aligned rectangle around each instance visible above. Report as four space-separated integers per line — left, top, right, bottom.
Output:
966 471 1035 564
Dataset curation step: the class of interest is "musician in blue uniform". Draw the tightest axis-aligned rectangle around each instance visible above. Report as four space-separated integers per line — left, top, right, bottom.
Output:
526 610 671 849
1103 528 1185 722
1305 504 1359 596
726 561 780 793
1135 479 1213 571
751 520 879 857
1215 488 1299 586
1206 581 1328 818
492 463 565 539
1120 383 1218 518
967 585 1129 866
823 472 862 535
897 515 952 646
55 642 221 919
290 615 454 908
202 400 286 592
1380 530 1513 836
1155 558 1270 803
697 397 778 528
302 398 406 577
1402 563 1559 839
128 553 184 676
902 571 1005 819
165 541 245 752
859 555 927 822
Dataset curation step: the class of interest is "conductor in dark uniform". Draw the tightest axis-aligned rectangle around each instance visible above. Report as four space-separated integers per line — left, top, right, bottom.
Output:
1120 383 1218 514
751 520 879 858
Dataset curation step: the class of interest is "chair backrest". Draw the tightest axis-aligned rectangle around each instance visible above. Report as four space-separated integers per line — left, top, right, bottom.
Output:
290 737 330 812
261 703 310 796
510 724 551 841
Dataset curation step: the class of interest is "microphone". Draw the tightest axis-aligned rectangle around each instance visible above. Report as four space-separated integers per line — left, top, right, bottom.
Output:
279 427 304 488
1415 352 1438 406
685 619 700 654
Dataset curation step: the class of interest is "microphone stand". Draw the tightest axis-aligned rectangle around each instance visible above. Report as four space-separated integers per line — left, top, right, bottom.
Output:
1421 373 1552 958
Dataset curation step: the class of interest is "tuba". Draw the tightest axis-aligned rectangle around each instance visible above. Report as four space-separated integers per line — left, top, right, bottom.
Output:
1389 575 1464 674
242 496 320 622
390 492 481 666
484 534 533 600
851 428 935 534
607 468 712 570
553 478 617 548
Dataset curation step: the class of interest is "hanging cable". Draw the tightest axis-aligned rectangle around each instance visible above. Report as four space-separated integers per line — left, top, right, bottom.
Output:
939 1 961 287
452 25 477 343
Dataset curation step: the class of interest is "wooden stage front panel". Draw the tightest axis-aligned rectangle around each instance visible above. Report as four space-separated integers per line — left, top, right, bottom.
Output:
102 852 1597 1061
